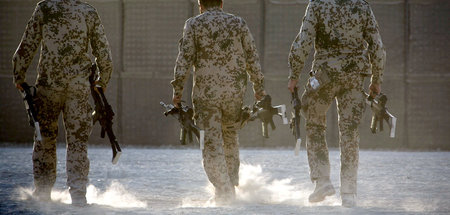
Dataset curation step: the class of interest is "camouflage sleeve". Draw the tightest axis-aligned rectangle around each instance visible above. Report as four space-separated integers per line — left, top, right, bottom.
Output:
88 8 113 89
12 5 43 85
364 6 386 85
171 18 196 99
288 2 316 80
241 19 265 96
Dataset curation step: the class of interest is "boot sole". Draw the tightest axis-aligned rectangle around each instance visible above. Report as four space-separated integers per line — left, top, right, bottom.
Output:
308 186 336 203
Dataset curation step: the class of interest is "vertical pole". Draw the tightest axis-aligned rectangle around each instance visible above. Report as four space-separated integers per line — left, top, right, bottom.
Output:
403 0 410 148
117 0 125 143
188 0 194 18
260 0 266 73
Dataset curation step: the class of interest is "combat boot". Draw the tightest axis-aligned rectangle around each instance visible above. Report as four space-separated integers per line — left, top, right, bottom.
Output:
308 178 335 203
214 185 236 206
33 187 51 201
231 176 239 187
70 189 87 207
214 194 235 206
341 193 356 207
71 195 87 207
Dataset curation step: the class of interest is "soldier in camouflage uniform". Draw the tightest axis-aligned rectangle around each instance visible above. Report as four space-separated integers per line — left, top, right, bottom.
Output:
287 0 385 207
171 0 265 204
13 0 113 206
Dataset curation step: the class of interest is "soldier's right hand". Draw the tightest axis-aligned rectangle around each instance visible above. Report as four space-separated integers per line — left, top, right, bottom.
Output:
369 83 381 98
94 81 106 93
15 83 24 91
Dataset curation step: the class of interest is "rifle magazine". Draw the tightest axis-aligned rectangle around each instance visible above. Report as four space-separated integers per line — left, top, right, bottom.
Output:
389 115 397 138
35 122 42 141
294 138 301 156
199 130 205 150
275 105 288 125
112 150 122 165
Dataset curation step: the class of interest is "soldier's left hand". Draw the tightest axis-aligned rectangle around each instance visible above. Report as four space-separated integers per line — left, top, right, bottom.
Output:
255 90 266 101
94 81 106 93
173 95 182 108
288 79 298 93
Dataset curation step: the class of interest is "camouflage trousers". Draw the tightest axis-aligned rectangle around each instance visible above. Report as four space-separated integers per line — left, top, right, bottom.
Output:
193 97 242 200
33 75 93 198
301 72 366 194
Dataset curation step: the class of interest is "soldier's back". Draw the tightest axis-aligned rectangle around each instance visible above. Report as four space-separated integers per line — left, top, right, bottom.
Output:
188 8 254 100
190 9 247 67
37 0 98 79
312 0 371 52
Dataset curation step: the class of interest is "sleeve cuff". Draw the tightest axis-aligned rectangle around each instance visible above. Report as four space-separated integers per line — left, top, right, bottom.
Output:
252 82 265 96
14 78 25 86
288 69 300 80
288 75 298 81
96 77 108 89
13 74 25 86
370 75 383 85
170 80 184 98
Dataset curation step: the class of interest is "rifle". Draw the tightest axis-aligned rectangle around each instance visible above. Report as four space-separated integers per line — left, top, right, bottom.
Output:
241 95 288 138
19 82 42 141
289 87 302 156
160 102 205 150
364 92 397 138
90 64 122 164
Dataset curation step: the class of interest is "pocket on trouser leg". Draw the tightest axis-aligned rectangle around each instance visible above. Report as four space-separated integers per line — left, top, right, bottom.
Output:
300 89 310 117
306 70 332 92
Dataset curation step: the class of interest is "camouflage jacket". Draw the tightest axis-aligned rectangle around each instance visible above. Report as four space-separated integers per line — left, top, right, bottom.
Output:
171 7 264 101
288 0 386 84
13 0 113 89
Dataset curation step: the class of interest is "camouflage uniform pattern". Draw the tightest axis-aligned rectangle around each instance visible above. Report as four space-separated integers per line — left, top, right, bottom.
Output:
12 0 113 201
288 0 385 195
171 7 264 200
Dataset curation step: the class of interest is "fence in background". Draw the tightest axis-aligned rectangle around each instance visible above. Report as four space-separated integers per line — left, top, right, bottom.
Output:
0 0 449 150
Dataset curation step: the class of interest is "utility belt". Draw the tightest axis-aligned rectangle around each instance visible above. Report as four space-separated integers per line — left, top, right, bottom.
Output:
307 69 368 92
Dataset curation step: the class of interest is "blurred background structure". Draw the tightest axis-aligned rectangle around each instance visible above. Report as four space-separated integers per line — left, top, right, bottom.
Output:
0 0 449 150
